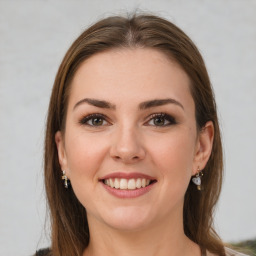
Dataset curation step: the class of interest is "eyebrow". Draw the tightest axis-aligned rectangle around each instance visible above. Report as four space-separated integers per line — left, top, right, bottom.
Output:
73 98 184 111
73 98 116 110
139 98 184 110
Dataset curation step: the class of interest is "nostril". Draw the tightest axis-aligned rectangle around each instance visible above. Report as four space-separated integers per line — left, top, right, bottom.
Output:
110 137 146 162
112 153 141 162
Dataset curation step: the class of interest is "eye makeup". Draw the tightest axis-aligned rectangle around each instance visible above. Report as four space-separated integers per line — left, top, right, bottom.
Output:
145 113 177 127
79 113 110 127
78 112 177 128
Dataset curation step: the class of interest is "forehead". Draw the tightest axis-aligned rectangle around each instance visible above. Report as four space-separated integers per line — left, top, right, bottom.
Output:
69 48 193 109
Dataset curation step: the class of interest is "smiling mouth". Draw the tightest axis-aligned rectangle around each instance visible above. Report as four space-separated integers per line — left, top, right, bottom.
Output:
101 178 157 190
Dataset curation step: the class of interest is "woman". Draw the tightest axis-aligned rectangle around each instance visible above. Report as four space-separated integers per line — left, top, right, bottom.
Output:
37 13 248 256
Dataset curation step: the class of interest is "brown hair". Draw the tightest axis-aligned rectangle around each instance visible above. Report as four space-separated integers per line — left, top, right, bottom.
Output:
44 13 224 256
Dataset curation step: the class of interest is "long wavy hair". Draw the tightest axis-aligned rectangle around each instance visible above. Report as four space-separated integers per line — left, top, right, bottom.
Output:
44 13 224 256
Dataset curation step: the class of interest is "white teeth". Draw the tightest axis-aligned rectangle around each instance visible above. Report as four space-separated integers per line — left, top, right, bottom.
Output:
120 179 128 189
114 178 120 189
127 179 136 190
136 178 141 188
109 178 114 188
141 178 146 188
103 178 152 190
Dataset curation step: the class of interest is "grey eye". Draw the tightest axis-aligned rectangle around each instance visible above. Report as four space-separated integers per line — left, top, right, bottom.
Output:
152 116 167 126
147 113 176 127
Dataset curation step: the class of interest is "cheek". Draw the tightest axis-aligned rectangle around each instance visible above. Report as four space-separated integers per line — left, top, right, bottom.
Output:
64 132 108 178
149 131 196 178
63 133 109 206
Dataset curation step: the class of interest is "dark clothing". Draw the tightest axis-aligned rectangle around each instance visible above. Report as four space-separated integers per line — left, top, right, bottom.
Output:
34 248 51 256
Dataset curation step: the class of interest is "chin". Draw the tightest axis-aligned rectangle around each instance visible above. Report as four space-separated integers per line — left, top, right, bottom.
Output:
99 206 154 231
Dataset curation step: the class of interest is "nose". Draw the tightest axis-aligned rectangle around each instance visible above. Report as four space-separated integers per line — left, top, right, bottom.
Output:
110 125 146 164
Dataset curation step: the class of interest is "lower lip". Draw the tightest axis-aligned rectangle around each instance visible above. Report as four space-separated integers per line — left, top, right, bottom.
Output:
101 182 156 198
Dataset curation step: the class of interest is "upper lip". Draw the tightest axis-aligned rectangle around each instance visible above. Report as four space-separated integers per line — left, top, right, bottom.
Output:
99 172 156 180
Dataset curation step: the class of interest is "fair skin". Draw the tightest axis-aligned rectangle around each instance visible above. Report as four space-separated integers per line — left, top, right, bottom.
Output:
55 48 214 256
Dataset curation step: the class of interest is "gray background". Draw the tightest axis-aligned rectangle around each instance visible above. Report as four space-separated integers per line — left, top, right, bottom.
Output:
0 0 255 255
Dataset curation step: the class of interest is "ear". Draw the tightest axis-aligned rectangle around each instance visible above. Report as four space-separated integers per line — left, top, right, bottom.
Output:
55 131 69 175
192 121 214 175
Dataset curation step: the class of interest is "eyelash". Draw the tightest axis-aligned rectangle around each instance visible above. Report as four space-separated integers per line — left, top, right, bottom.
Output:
146 113 177 127
79 113 109 127
79 113 177 127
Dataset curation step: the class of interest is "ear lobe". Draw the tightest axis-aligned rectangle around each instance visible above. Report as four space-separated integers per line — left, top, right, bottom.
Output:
193 121 214 174
55 131 68 172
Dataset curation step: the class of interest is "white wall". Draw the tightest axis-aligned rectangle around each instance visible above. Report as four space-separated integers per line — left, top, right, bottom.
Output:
0 1 255 255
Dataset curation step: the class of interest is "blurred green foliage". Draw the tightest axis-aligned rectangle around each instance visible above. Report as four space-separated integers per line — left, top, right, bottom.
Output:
231 238 256 255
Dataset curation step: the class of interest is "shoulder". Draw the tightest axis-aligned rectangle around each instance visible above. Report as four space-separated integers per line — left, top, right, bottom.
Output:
224 247 251 256
33 248 51 256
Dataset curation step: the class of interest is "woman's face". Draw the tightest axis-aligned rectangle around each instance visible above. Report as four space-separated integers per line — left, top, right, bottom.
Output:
56 48 213 231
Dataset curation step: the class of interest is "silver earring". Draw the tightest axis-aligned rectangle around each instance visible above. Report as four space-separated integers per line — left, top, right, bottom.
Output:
62 170 69 189
192 168 203 191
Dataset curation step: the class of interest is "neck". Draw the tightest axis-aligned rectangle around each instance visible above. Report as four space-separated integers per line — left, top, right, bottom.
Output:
83 213 200 256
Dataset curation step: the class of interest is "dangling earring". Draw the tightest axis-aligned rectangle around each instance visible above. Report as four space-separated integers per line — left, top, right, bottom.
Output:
192 168 203 191
62 170 69 189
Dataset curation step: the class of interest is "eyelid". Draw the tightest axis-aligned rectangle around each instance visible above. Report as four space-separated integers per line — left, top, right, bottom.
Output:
78 112 176 127
144 112 177 126
79 113 111 126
